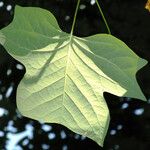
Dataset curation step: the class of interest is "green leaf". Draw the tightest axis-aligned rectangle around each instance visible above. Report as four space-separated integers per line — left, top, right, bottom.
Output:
1 6 147 146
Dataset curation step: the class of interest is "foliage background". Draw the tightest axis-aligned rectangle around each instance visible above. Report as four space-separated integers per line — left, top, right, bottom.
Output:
0 0 150 150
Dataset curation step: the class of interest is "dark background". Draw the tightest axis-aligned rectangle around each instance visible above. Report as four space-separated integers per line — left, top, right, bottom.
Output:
0 0 150 150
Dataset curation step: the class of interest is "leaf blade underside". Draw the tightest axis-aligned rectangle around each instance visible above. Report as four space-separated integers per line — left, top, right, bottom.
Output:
0 6 147 146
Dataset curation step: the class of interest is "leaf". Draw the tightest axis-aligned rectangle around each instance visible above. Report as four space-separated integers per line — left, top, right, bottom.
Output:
0 6 147 146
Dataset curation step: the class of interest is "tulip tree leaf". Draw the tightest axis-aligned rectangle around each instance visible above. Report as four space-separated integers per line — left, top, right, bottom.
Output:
0 6 147 146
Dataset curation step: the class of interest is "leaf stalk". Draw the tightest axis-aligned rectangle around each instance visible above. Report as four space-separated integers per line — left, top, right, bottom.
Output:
70 0 81 36
95 0 111 34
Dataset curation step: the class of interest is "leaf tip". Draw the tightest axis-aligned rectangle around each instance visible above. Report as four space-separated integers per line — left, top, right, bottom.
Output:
96 112 110 147
15 5 22 9
137 58 148 70
0 32 6 45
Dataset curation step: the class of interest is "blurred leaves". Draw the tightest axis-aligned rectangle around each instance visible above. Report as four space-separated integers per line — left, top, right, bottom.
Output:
145 0 150 12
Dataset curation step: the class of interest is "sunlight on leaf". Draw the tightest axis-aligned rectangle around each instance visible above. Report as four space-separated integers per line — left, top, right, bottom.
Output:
0 6 147 147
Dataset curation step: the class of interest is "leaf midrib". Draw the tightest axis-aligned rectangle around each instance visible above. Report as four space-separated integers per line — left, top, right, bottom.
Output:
62 38 72 107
